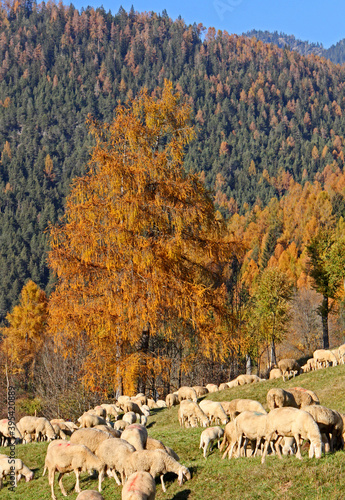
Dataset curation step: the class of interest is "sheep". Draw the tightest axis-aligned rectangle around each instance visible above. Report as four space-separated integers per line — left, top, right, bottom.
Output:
0 418 22 446
291 387 320 405
0 457 33 489
267 388 313 410
45 442 105 500
78 413 108 428
121 471 156 500
123 412 137 425
94 425 121 437
140 405 150 417
121 424 148 451
226 379 239 388
205 383 219 393
118 396 131 408
76 491 104 500
178 400 209 427
51 422 69 440
95 437 135 485
17 416 56 443
123 449 191 493
115 420 129 431
51 420 77 437
166 393 179 408
269 368 283 380
70 428 112 453
236 374 263 386
221 399 267 421
192 386 209 397
303 405 344 451
218 383 230 391
100 404 120 422
156 400 167 408
93 406 107 419
230 411 268 458
146 399 159 409
199 400 229 425
331 348 341 365
277 358 301 381
338 343 345 364
313 349 338 369
199 426 224 458
132 395 148 406
124 401 144 417
177 387 198 403
145 437 179 461
260 407 322 463
220 421 238 459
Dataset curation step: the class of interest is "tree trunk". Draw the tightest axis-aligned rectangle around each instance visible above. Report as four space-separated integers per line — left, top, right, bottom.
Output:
270 337 277 367
137 325 150 394
245 354 252 374
320 295 330 349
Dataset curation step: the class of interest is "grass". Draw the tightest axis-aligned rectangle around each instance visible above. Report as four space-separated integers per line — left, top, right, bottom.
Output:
2 365 345 499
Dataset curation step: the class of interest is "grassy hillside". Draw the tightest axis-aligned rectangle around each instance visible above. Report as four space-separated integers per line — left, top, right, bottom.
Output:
2 365 345 499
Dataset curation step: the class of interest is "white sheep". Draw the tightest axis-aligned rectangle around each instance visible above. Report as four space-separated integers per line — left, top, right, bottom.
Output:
115 420 129 431
205 383 219 393
17 416 56 442
166 394 179 408
156 400 167 408
236 374 263 386
178 400 209 427
338 343 345 364
267 388 313 410
121 424 148 451
221 399 267 421
94 424 121 437
177 387 198 403
0 457 34 489
192 386 209 397
146 399 159 409
76 491 104 500
220 421 238 459
95 437 136 485
100 404 120 422
218 383 229 391
123 449 191 493
313 349 338 369
303 405 344 451
123 412 137 425
261 407 322 463
226 379 239 388
199 400 229 425
123 401 144 416
117 396 131 408
199 426 224 458
45 442 105 500
269 368 283 380
121 471 156 499
230 410 268 458
78 413 108 428
277 358 301 381
0 418 22 446
70 428 112 453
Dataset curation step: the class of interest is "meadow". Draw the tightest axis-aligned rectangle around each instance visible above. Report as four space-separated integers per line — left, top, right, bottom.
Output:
2 365 345 500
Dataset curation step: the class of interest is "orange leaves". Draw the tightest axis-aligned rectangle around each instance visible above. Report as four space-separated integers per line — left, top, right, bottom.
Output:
48 80 238 391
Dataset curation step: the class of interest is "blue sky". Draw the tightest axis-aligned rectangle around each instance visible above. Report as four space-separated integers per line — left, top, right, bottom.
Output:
68 0 345 49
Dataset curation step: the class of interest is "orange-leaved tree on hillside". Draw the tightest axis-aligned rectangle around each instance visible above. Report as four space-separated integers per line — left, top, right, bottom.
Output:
0 280 48 388
48 80 241 395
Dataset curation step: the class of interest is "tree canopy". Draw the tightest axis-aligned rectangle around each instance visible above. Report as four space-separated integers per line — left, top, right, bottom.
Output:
48 80 240 394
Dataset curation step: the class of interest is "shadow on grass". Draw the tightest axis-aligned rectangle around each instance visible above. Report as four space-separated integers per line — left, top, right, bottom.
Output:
171 489 191 499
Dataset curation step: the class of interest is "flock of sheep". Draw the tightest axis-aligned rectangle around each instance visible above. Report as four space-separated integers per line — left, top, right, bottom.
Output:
0 344 344 499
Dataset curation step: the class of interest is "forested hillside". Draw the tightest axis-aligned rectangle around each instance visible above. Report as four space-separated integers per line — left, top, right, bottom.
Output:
2 0 345 318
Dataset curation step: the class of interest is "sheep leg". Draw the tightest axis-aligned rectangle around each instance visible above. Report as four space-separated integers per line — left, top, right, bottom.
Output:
57 472 67 497
49 468 57 500
219 435 228 452
254 438 262 457
98 468 104 492
111 469 121 486
274 437 283 459
294 434 303 460
261 434 273 464
160 474 167 493
237 434 243 458
74 469 81 493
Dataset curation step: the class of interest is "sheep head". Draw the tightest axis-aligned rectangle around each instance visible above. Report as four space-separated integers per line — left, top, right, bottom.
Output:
178 466 191 486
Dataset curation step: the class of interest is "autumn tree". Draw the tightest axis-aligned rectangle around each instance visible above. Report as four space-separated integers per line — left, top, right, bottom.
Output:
253 267 293 367
48 80 239 395
0 280 48 388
